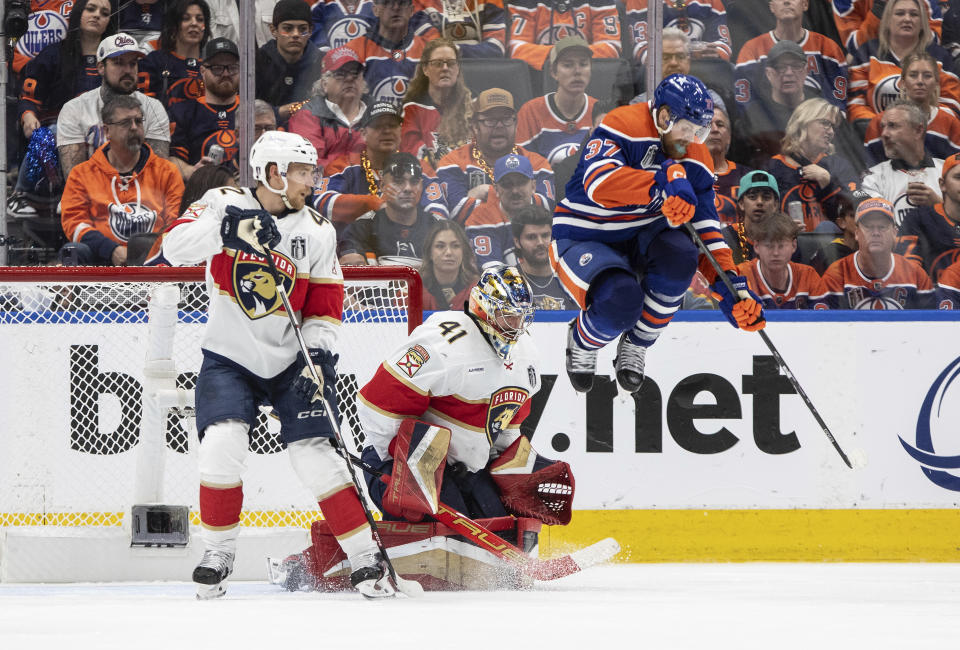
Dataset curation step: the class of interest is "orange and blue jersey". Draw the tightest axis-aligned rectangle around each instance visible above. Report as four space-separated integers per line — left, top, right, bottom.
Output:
411 0 506 59
936 258 960 308
895 203 960 280
832 0 942 54
12 1 73 75
813 252 935 309
138 49 204 108
343 25 430 104
625 0 732 62
737 258 823 309
507 0 621 70
515 93 597 168
734 30 848 110
865 107 960 165
169 97 239 168
553 101 734 281
713 161 751 227
18 40 99 123
310 0 377 50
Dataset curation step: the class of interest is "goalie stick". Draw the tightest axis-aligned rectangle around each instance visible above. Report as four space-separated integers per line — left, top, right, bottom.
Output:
344 451 621 581
262 248 422 597
683 222 853 469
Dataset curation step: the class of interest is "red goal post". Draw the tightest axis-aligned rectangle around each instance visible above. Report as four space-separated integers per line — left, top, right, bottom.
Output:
0 265 421 579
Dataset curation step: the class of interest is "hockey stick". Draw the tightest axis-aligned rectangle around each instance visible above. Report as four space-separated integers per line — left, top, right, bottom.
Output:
261 248 422 597
343 451 621 581
683 222 853 468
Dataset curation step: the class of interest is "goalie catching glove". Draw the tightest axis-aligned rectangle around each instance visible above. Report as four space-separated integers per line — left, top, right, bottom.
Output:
292 348 339 405
655 160 697 226
711 272 766 331
489 436 575 526
221 205 282 256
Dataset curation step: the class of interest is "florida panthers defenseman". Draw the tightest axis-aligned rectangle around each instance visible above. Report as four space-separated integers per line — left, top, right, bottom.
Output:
161 131 413 599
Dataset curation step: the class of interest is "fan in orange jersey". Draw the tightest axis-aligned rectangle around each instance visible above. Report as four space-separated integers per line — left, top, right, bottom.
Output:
507 0 621 71
814 197 935 309
737 211 823 309
59 95 184 267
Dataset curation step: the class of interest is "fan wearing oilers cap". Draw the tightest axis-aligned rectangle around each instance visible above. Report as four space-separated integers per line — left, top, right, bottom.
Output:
161 130 417 600
552 73 767 395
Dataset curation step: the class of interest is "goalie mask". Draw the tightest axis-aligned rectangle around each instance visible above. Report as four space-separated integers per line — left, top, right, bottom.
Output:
468 265 534 361
250 131 319 209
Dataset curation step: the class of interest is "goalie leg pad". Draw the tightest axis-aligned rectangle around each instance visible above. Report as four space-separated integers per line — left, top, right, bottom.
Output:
383 419 451 522
489 436 576 526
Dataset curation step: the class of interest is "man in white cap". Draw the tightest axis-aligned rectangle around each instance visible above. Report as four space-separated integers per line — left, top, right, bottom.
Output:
57 33 171 180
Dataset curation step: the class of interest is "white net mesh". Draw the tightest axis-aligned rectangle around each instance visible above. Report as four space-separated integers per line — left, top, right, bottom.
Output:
0 266 421 531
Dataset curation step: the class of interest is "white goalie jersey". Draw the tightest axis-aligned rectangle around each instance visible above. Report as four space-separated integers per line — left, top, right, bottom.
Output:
161 186 344 378
357 310 540 473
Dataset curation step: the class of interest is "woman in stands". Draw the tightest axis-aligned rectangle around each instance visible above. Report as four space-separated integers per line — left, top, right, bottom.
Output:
863 51 960 163
10 0 116 217
766 98 860 232
420 220 480 311
400 38 473 167
848 0 960 132
17 0 116 141
139 0 212 108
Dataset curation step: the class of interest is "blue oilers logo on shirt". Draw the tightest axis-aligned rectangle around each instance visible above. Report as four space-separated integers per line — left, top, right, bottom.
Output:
872 73 902 114
485 386 529 444
899 355 960 491
232 250 296 319
14 10 70 61
108 202 158 243
328 16 368 48
372 75 409 104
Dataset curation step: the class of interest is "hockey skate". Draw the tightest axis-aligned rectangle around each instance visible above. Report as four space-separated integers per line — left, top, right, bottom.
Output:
614 332 646 393
193 549 235 600
566 320 598 393
349 552 397 599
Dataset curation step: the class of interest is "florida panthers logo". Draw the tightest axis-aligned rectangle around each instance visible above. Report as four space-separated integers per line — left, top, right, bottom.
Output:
871 74 901 113
485 387 529 444
373 75 409 104
15 10 70 60
232 251 296 319
328 17 369 48
108 202 158 242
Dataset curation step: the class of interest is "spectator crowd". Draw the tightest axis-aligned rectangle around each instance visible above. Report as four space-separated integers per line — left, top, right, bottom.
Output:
6 0 960 310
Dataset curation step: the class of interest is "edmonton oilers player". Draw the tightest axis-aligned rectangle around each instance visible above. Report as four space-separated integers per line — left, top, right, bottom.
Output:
552 74 767 394
162 131 418 599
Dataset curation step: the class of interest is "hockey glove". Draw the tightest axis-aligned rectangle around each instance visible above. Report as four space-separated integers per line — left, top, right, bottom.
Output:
221 205 282 256
655 161 697 226
711 272 766 331
292 348 339 405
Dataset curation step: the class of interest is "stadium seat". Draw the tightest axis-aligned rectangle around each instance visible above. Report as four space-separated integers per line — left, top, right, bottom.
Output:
541 57 637 107
460 58 536 107
796 232 838 266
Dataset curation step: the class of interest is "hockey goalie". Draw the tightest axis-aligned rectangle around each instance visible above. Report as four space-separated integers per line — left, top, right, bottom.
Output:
271 265 577 591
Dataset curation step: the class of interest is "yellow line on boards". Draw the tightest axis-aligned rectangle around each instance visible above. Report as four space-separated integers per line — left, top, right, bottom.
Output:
537 509 960 562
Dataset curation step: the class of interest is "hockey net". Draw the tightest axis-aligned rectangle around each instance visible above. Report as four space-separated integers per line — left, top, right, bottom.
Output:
0 265 422 535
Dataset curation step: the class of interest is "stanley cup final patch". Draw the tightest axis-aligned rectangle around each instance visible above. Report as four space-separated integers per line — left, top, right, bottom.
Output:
290 235 307 260
396 344 430 378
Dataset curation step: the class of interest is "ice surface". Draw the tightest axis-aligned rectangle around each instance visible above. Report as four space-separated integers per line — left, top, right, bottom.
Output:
1 563 958 649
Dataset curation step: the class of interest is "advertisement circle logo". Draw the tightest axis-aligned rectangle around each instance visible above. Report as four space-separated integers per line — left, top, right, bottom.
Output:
899 355 960 490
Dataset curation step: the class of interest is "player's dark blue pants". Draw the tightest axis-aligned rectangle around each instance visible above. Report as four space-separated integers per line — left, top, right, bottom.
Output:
360 446 508 521
553 222 699 350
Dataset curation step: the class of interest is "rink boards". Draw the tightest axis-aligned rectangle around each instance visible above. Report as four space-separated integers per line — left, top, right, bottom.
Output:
3 311 960 561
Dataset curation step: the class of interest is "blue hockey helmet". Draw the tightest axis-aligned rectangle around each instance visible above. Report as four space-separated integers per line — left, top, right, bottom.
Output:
653 74 715 143
468 265 535 360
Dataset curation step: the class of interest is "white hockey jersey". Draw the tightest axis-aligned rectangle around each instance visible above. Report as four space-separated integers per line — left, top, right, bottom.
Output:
860 158 944 228
357 310 539 473
161 186 343 378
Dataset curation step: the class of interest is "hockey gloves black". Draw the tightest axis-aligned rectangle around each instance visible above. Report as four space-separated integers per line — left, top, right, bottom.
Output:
292 348 339 406
655 160 697 226
221 205 282 256
711 272 766 331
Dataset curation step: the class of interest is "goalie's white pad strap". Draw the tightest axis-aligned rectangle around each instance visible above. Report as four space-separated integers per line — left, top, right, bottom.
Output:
198 419 249 483
489 436 538 475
